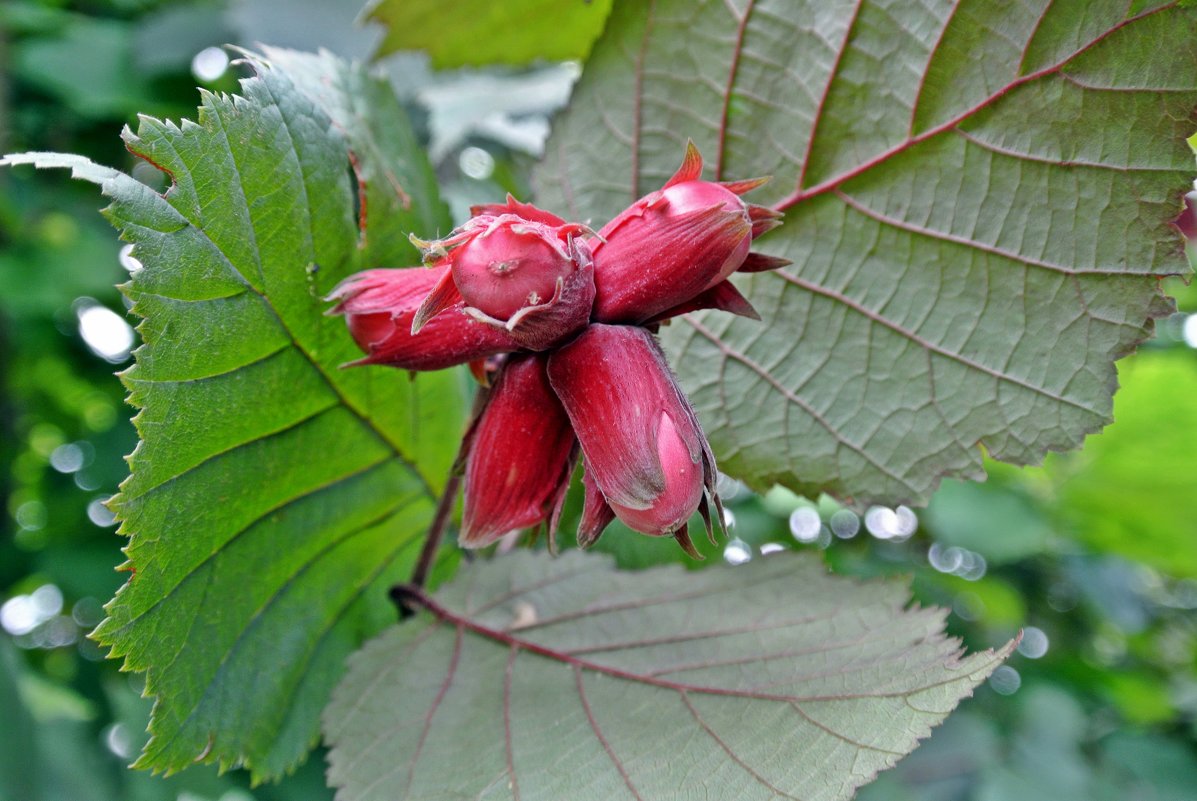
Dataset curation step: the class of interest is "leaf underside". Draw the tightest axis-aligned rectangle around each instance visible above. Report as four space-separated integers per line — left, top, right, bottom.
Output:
325 550 1013 801
536 0 1197 505
3 49 462 780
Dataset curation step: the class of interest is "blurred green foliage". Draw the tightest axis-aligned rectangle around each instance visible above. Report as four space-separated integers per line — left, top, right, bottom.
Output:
2 1 1195 799
365 0 612 67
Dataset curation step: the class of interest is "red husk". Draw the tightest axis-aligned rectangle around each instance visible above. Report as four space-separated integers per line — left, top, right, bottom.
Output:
327 266 518 370
589 145 755 324
460 354 577 548
547 324 717 539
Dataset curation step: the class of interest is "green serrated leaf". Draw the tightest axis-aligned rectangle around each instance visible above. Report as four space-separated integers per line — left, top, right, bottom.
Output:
536 1 1197 506
257 45 452 264
365 0 613 67
325 550 1014 801
3 48 464 780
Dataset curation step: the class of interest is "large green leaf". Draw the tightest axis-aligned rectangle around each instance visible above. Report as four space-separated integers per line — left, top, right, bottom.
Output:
2 49 463 779
325 551 1013 801
536 1 1197 505
257 45 450 265
365 0 613 67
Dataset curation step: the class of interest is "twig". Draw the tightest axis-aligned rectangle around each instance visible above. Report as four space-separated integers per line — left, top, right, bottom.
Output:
407 468 463 593
398 383 493 617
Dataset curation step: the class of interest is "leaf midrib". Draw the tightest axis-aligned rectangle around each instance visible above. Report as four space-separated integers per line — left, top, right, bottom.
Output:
770 1 1180 210
613 0 1185 208
382 587 995 801
407 585 1005 704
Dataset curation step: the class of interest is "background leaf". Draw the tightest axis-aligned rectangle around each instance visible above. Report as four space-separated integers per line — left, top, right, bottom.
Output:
10 14 156 120
0 636 41 801
3 49 465 779
535 0 1197 505
365 0 614 68
325 551 1013 801
923 478 1053 565
1038 348 1197 577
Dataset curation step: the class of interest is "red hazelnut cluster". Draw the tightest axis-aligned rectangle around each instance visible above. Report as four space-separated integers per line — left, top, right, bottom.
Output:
328 143 785 555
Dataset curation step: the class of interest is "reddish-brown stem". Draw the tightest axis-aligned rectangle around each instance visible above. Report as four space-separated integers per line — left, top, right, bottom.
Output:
403 384 493 610
775 0 1175 211
406 468 463 597
387 583 1008 704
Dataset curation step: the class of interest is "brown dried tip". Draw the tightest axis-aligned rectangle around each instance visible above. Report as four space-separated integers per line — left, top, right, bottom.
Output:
748 204 784 238
673 526 704 560
646 279 760 324
697 496 719 547
747 204 783 222
738 252 792 273
751 219 783 238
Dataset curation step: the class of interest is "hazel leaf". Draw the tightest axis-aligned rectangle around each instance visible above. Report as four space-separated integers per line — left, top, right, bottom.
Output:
536 0 1197 505
325 550 1014 801
2 49 462 780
